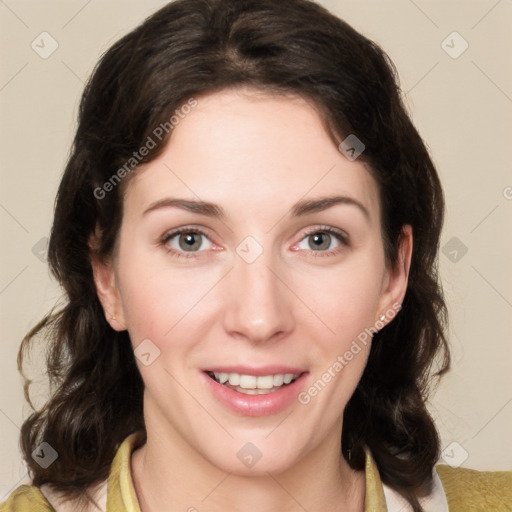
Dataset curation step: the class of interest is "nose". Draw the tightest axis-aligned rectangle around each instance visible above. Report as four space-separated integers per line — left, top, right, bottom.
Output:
222 251 295 345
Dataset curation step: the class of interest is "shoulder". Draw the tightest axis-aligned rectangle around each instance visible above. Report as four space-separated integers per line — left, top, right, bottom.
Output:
0 480 107 512
0 431 141 512
0 484 55 512
0 431 145 512
436 464 512 511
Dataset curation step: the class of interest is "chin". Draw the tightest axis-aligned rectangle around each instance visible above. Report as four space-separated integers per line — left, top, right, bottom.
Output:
201 436 304 477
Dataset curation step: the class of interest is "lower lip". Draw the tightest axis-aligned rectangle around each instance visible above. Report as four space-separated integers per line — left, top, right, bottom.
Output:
202 371 309 417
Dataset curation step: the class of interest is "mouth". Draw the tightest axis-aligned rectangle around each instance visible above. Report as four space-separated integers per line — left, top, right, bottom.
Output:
205 370 303 395
202 367 309 416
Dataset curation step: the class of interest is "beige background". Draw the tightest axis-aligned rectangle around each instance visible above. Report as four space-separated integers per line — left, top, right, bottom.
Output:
1 0 511 500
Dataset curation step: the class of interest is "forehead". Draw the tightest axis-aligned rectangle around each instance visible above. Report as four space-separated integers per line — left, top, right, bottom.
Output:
125 88 380 222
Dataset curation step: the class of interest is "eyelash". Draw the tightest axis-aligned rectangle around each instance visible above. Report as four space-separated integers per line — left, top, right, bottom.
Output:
159 225 349 260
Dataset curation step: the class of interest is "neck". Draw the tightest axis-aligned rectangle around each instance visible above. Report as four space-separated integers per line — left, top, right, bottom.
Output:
131 403 365 512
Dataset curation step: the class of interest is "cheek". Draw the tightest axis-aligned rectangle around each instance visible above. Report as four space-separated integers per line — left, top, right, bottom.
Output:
295 269 380 414
296 256 385 340
116 249 223 347
292 251 385 404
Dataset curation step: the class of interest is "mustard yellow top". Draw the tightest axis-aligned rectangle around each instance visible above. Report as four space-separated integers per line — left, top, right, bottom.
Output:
1 431 511 511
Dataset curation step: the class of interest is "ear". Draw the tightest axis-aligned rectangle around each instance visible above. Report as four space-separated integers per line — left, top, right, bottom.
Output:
375 224 413 326
89 244 127 331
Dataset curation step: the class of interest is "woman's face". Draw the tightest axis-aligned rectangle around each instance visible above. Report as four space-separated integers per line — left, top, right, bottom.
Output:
93 88 411 475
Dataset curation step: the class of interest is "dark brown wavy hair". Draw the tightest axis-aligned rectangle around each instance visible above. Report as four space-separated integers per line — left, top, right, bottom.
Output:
17 0 449 510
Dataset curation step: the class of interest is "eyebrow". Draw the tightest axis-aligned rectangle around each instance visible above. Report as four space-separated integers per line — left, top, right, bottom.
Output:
143 195 370 221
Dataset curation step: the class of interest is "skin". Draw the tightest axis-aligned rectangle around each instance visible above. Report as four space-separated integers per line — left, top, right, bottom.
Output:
91 87 412 512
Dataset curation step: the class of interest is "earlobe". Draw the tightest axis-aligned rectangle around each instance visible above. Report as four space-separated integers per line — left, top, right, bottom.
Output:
89 249 127 331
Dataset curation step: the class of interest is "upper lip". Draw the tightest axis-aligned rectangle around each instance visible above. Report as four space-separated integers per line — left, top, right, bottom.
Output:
203 365 308 376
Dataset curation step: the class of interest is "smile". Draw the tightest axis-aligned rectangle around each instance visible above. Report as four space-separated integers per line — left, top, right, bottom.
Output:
206 371 301 395
202 368 309 416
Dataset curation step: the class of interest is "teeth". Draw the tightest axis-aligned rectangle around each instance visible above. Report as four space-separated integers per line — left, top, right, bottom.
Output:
256 375 274 389
273 374 284 386
212 372 300 390
228 374 240 386
236 388 280 395
240 374 257 388
283 373 295 384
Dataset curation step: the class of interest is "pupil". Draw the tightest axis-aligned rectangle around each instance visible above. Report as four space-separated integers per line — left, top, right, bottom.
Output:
310 232 330 251
179 233 201 251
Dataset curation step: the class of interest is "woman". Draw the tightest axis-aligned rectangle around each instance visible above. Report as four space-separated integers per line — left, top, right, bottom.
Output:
1 0 510 511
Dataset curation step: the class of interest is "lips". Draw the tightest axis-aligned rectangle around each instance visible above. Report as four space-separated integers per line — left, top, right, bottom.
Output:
204 365 307 376
201 366 309 416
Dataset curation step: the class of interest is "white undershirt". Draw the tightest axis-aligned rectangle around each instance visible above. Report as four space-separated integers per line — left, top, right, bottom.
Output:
383 468 449 512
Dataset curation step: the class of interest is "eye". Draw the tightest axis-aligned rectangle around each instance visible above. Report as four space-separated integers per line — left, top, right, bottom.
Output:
161 227 213 257
295 227 348 256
